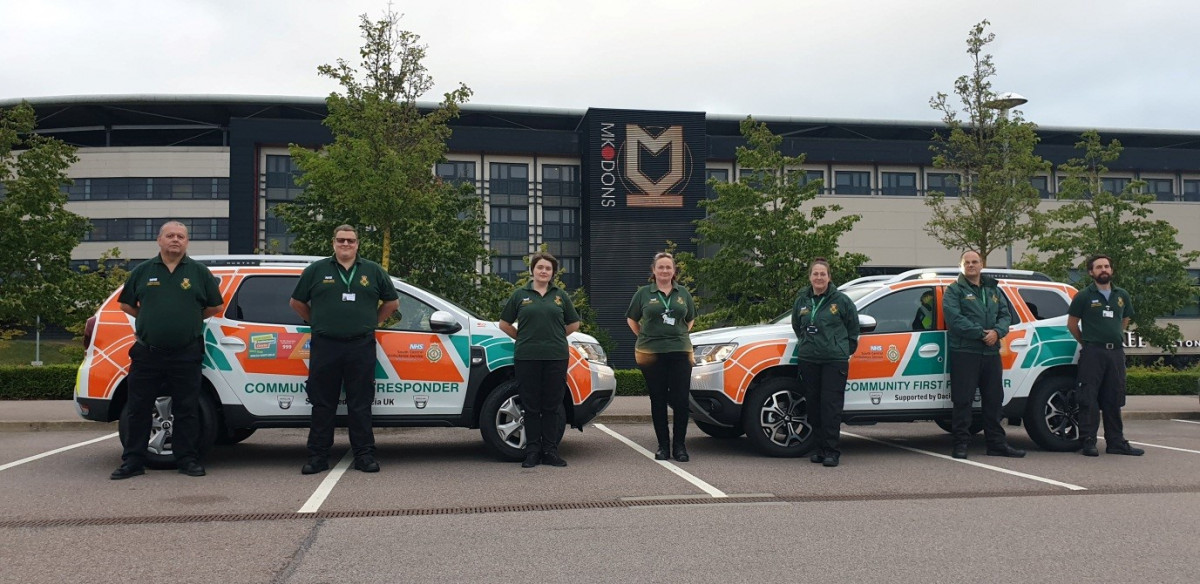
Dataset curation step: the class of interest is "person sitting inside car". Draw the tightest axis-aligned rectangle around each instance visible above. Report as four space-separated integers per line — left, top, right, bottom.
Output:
912 290 936 330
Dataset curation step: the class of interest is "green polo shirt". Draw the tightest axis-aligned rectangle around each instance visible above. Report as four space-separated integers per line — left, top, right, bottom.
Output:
1068 283 1135 344
291 256 398 339
625 283 696 353
499 282 580 360
118 254 223 350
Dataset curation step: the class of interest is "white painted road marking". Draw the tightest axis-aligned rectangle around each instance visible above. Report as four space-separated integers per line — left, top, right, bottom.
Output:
1171 419 1200 426
0 432 118 472
843 431 1087 491
1100 436 1200 455
594 423 728 498
297 450 355 513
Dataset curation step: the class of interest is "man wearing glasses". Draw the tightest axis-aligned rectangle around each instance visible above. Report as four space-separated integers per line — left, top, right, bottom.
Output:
290 225 399 475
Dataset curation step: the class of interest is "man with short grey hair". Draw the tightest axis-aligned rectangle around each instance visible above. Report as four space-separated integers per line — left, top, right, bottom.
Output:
111 221 224 479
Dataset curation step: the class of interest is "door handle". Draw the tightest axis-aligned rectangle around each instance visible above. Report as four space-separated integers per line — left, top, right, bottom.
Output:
918 343 940 358
220 337 247 351
1009 338 1030 348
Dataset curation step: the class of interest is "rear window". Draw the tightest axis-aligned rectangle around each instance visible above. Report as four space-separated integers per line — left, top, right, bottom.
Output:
1016 287 1069 320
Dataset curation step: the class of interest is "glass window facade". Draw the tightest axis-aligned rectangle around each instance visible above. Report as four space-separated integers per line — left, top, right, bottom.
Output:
881 172 917 196
436 161 477 192
84 218 229 242
490 206 528 241
489 163 529 196
927 173 960 197
1143 178 1174 201
1031 176 1051 199
1101 177 1131 195
542 165 580 198
491 256 527 284
1184 180 1200 202
62 177 229 201
834 171 871 195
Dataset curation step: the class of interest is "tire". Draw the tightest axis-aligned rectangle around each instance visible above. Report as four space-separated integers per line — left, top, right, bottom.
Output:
933 417 985 435
695 419 745 439
216 427 256 445
118 391 219 469
1023 376 1082 452
479 380 527 462
741 377 815 457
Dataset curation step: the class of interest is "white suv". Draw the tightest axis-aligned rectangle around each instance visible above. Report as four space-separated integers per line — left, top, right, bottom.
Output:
74 256 616 467
687 270 1082 456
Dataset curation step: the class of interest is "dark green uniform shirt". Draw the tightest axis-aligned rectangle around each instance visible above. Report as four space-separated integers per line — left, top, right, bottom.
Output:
291 256 398 339
942 274 1011 354
499 282 580 360
1068 283 1134 344
625 283 696 354
791 284 860 363
118 254 223 350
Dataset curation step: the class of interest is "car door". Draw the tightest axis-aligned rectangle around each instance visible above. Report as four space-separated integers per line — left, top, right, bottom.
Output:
371 287 471 415
209 272 313 417
845 284 952 412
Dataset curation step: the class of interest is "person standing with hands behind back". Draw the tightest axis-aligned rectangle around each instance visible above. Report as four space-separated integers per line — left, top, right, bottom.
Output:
791 258 859 467
626 252 696 462
499 252 580 469
942 250 1024 460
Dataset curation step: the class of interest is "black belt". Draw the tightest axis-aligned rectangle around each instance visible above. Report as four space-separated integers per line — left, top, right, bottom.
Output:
136 338 200 352
1084 342 1119 350
314 332 373 341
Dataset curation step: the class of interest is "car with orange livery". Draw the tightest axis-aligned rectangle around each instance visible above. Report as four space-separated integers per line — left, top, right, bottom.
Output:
687 269 1083 456
74 255 616 467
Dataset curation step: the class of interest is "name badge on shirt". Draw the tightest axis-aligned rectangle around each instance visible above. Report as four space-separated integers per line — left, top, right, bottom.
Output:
342 293 357 302
662 313 676 325
1102 309 1114 318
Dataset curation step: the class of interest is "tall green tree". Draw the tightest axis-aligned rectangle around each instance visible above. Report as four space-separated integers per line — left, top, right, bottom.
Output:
926 20 1049 266
0 101 89 339
678 118 868 329
276 8 505 316
1021 130 1199 350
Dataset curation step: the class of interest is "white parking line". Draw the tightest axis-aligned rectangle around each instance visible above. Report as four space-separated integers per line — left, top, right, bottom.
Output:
842 431 1087 491
1100 436 1200 455
593 423 728 498
297 450 355 513
0 432 118 472
1171 419 1200 426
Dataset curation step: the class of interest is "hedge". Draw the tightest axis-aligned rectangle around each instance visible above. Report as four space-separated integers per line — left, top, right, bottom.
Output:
1 365 1196 400
0 364 78 400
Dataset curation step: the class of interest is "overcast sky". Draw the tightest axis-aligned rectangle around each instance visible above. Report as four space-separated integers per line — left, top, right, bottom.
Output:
4 0 1198 131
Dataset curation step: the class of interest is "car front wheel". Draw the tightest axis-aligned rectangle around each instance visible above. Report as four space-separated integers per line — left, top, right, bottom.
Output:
479 380 527 462
741 377 814 457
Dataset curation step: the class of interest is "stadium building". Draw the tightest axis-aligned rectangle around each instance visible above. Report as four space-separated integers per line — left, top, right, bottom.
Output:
6 95 1199 364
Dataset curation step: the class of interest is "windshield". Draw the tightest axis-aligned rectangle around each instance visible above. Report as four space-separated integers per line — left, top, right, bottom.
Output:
769 285 881 324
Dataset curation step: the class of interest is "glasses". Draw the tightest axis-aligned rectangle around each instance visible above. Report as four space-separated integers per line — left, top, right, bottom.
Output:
335 237 358 244
654 253 673 260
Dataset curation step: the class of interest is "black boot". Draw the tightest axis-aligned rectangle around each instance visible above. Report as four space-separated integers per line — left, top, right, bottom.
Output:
654 443 670 461
672 443 689 463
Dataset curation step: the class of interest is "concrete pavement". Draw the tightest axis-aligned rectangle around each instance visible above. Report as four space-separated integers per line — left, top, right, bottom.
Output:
1 394 1197 431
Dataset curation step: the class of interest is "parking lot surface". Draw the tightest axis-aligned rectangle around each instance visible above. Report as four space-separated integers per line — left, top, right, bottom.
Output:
2 401 1198 583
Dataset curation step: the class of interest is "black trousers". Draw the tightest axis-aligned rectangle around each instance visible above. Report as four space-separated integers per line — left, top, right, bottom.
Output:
515 359 568 455
123 340 203 465
1076 344 1127 443
637 351 692 448
798 360 848 455
948 351 1007 447
306 334 377 458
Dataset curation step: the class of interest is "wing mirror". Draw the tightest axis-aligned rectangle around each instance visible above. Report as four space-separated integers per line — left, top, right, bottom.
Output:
430 311 462 334
858 314 877 333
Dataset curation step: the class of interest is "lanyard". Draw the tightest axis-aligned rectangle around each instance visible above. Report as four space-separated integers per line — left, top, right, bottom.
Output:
338 265 357 293
656 291 673 314
809 294 827 321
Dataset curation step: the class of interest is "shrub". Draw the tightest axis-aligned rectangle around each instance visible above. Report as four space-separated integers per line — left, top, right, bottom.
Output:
0 364 78 400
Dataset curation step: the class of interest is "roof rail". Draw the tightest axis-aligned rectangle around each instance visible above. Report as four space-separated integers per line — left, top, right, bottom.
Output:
191 255 326 267
887 267 1052 283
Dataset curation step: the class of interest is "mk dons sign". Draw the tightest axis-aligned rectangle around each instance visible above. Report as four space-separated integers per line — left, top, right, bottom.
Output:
584 109 706 216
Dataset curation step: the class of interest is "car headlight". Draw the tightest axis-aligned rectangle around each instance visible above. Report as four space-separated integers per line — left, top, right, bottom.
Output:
693 343 737 366
572 341 607 366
